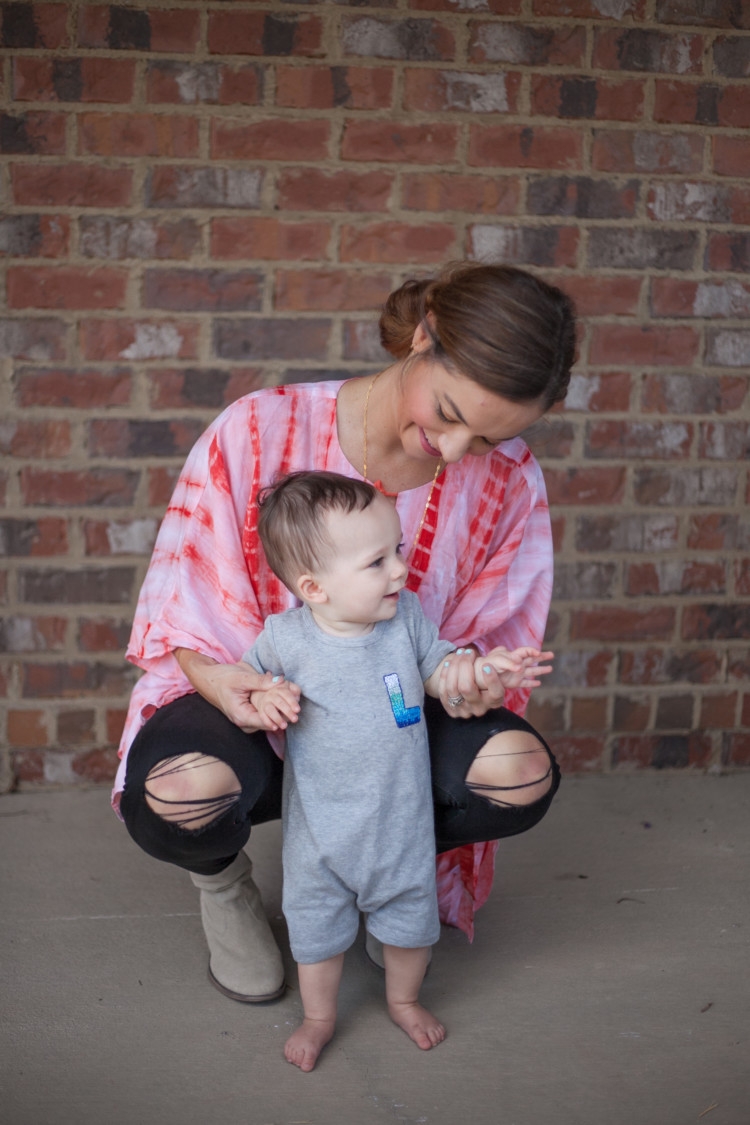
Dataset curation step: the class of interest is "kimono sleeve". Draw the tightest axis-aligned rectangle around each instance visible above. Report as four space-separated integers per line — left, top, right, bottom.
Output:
126 401 268 679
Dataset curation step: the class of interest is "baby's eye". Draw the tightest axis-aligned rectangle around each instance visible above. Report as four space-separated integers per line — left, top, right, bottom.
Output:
396 541 405 555
369 556 384 568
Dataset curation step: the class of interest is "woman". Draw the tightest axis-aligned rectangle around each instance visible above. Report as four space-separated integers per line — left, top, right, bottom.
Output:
116 262 576 1004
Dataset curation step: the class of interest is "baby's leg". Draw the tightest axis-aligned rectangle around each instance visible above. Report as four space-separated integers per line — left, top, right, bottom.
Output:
285 953 344 1072
383 945 445 1050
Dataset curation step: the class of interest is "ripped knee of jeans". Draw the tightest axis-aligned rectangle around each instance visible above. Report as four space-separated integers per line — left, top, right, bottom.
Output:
144 754 241 831
464 729 554 809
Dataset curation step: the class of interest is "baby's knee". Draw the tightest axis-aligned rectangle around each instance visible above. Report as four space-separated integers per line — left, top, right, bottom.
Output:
144 754 241 829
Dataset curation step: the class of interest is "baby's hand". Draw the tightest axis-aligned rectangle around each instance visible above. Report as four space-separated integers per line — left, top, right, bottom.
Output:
476 647 554 692
250 677 301 732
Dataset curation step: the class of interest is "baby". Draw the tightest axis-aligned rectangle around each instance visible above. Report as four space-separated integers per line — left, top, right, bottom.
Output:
244 471 552 1071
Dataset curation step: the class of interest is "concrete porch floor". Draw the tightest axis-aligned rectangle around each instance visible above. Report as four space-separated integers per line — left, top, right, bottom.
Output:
1 773 748 1125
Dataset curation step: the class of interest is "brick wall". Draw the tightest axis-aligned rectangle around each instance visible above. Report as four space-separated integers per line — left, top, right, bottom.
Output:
1 0 748 791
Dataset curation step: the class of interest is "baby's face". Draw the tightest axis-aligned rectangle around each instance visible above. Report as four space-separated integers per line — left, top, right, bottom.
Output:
312 494 408 631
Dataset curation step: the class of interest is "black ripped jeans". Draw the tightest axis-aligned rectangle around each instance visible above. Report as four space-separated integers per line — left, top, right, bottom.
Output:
119 693 560 877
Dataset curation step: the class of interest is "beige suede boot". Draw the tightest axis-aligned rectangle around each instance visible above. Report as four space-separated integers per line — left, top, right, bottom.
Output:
190 851 285 1002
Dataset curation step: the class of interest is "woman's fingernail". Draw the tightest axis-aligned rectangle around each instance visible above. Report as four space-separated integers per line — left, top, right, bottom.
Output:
272 675 281 683
444 661 451 668
483 665 492 675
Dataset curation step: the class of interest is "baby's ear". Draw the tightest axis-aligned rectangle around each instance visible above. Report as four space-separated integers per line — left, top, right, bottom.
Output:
296 573 328 604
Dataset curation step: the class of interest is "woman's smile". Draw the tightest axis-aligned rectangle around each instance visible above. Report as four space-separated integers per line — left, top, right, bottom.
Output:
419 428 442 457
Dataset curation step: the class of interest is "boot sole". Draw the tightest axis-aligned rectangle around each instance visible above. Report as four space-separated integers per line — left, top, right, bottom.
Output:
207 963 286 1004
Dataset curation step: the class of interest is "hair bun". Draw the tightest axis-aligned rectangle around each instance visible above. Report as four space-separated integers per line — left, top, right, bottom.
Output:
379 277 432 358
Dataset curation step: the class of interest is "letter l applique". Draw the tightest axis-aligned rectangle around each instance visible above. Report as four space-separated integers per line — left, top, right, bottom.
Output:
383 673 421 729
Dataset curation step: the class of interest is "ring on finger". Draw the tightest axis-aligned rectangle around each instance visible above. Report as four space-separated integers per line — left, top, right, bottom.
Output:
448 694 465 708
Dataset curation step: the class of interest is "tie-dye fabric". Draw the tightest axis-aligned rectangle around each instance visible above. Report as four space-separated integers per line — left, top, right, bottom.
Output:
115 381 553 939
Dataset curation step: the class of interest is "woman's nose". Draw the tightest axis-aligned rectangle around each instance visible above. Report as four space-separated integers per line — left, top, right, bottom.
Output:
438 430 472 463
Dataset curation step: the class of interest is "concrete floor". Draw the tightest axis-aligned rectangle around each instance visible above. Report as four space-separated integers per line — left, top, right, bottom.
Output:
1 773 748 1125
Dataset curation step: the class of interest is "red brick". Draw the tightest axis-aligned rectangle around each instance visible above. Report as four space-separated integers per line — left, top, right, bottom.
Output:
80 216 201 261
213 318 332 362
706 232 750 272
575 513 679 553
687 514 740 551
533 0 646 15
340 221 456 264
625 560 725 597
404 68 519 113
342 121 458 165
142 269 263 313
7 711 49 748
277 168 393 212
83 517 159 556
1 4 69 48
342 320 390 363
634 467 738 507
341 16 455 62
593 28 703 74
79 319 200 362
7 266 127 310
572 607 675 642
545 736 605 773
401 173 519 215
72 748 119 783
21 468 138 507
1 110 66 154
564 372 632 413
147 166 263 210
641 373 747 414
412 0 520 10
620 648 722 686
78 7 200 53
531 75 645 121
660 0 750 28
469 22 584 66
106 708 128 744
13 56 136 102
148 466 181 507
469 225 579 268
147 368 263 410
724 734 750 766
210 218 330 262
586 420 691 460
15 367 132 408
77 618 131 653
699 421 750 460
0 215 70 258
88 418 204 459
275 269 391 312
0 317 67 360
589 325 699 367
276 65 393 110
11 163 132 207
715 85 750 129
682 605 750 641
0 419 70 458
713 135 750 178
22 661 136 699
57 709 96 745
613 694 651 732
146 62 262 106
736 559 750 596
211 118 329 161
78 112 199 158
593 130 703 174
653 80 750 127
2 614 67 650
651 279 750 319
208 12 322 57
612 734 711 770
561 276 641 317
12 750 44 783
571 697 608 732
468 125 583 170
700 692 739 730
544 467 626 506
0 517 68 556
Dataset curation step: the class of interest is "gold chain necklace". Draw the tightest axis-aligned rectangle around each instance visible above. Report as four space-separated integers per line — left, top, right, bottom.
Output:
362 371 443 562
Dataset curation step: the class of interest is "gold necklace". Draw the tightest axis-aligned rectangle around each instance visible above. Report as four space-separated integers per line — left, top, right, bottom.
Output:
362 371 443 562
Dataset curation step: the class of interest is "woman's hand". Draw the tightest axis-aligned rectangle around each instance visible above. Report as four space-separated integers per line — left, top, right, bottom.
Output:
438 648 507 719
174 648 296 733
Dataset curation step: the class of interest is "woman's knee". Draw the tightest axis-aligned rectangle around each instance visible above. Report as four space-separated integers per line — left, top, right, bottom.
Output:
464 729 554 808
144 754 242 830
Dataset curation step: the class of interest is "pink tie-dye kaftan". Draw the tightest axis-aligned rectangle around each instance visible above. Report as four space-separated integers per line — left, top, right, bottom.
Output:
115 381 553 939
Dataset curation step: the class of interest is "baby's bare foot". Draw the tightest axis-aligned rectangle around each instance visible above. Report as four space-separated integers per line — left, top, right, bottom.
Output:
388 1000 446 1050
284 1017 335 1072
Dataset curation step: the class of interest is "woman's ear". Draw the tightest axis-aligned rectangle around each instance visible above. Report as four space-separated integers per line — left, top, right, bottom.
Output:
296 573 328 604
410 319 432 354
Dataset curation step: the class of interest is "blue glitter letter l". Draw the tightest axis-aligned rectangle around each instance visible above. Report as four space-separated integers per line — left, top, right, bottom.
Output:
383 673 421 728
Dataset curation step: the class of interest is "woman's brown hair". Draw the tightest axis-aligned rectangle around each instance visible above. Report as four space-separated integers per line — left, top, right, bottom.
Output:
379 263 576 410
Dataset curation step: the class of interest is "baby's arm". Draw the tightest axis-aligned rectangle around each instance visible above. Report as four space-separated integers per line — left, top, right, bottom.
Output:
249 676 301 732
477 646 554 693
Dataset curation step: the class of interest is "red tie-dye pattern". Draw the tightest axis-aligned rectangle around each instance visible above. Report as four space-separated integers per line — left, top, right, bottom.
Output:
115 381 553 939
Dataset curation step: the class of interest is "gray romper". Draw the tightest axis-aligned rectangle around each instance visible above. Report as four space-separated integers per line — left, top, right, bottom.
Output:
245 590 455 964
